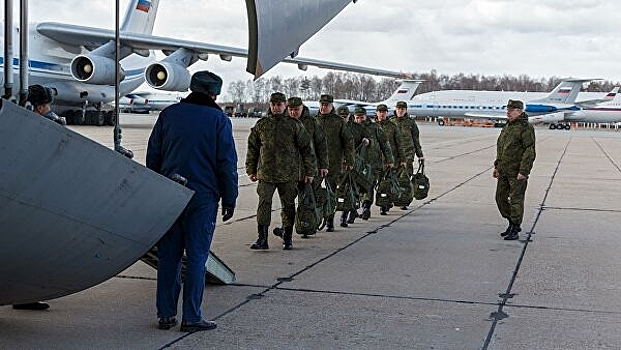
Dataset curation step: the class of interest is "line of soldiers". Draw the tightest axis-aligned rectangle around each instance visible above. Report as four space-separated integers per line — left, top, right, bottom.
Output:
245 93 424 250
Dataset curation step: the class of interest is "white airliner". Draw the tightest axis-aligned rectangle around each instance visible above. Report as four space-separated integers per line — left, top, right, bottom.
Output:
304 79 423 115
118 91 183 113
564 87 621 124
0 0 412 125
405 79 617 129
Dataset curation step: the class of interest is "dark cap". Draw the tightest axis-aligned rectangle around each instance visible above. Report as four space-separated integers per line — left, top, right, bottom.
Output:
319 94 334 103
190 70 223 95
287 96 303 107
354 107 366 115
336 106 350 116
27 84 54 106
376 104 388 112
395 101 408 109
507 99 524 110
270 92 287 103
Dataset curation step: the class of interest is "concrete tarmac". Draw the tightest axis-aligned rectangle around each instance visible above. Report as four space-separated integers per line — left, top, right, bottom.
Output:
2 115 621 349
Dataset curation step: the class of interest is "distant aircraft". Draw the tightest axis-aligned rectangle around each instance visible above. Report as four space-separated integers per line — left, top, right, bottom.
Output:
563 87 621 125
405 79 612 129
304 80 423 115
118 91 183 113
1 0 412 125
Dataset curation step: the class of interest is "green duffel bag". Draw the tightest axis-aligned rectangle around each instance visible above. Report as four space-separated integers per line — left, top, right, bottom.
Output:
375 169 395 207
392 165 413 207
412 162 430 200
295 182 320 236
335 171 359 212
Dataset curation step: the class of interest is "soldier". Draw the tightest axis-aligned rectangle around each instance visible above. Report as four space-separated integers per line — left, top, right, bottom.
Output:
272 97 329 240
336 105 364 227
353 107 394 220
246 92 315 250
316 95 355 232
393 100 424 210
376 103 404 215
493 99 536 241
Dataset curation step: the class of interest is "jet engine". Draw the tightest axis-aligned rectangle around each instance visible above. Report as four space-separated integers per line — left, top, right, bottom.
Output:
70 55 125 85
144 62 191 91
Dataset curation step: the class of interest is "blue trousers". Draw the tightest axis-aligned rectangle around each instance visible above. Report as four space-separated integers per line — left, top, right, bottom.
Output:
156 200 217 323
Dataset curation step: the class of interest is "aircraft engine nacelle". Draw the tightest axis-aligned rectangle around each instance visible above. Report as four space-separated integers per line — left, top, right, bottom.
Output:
70 55 125 85
144 62 191 91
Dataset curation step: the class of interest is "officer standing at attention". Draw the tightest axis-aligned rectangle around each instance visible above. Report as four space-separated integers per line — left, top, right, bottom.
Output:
493 99 536 241
376 103 405 215
246 92 315 250
393 100 424 209
316 95 355 232
147 70 239 332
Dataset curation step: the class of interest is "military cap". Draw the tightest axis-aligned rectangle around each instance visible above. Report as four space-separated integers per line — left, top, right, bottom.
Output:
395 101 408 109
507 99 524 110
319 94 334 103
270 92 287 103
190 70 223 95
287 96 303 107
336 106 350 116
354 107 366 115
27 84 54 106
376 104 388 112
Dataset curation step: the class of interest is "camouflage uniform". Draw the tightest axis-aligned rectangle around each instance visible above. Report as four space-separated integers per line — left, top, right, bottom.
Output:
359 119 393 199
378 118 405 165
393 112 423 175
299 105 329 178
494 109 536 231
246 112 315 229
317 100 355 230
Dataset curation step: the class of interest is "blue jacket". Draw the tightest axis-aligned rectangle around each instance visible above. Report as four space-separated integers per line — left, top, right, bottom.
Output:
146 93 238 208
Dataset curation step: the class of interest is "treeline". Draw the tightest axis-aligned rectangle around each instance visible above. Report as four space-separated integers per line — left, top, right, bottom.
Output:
225 70 620 104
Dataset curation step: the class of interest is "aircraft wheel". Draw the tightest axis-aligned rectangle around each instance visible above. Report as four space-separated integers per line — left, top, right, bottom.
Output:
105 111 117 126
438 119 445 126
564 123 571 130
96 112 105 126
549 124 557 130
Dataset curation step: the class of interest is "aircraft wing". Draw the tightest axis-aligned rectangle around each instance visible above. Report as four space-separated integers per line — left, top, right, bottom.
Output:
36 22 412 80
245 0 357 78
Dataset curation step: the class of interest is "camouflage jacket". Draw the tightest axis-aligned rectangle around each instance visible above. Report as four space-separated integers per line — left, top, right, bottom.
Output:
393 113 423 160
246 113 315 182
495 113 536 175
361 120 394 169
298 106 329 177
378 118 405 164
348 120 365 147
317 112 355 175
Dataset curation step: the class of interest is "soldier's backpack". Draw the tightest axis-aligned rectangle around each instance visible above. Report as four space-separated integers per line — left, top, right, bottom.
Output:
412 162 430 200
315 178 336 231
352 145 374 195
392 165 414 207
335 170 360 212
295 182 320 236
375 168 397 207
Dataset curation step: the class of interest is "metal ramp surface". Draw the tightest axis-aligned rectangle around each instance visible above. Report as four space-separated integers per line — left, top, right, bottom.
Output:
0 99 194 305
141 248 236 285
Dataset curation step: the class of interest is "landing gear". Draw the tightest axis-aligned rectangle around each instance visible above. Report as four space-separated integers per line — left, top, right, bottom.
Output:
549 123 571 130
60 108 116 126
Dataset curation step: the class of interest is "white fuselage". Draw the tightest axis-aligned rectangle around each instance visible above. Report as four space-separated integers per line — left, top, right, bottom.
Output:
1 23 153 111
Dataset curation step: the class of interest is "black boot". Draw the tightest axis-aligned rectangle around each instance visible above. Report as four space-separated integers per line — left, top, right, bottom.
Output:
326 216 335 232
347 210 358 224
504 224 521 241
361 201 371 220
340 212 349 227
273 226 284 237
380 206 387 215
283 226 293 250
250 225 269 249
500 219 513 237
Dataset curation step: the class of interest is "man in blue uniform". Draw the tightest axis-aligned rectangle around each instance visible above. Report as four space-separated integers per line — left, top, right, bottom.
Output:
147 71 238 332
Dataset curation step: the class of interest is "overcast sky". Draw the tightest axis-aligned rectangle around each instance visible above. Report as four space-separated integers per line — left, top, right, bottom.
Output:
8 0 621 90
